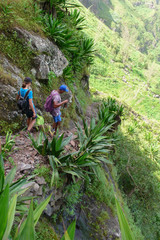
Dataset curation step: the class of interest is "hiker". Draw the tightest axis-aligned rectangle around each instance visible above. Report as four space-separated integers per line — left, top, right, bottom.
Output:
16 77 37 132
44 85 69 134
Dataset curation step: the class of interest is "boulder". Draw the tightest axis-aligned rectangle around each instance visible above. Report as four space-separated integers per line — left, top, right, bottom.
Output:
0 54 23 88
74 96 83 116
44 204 54 217
17 163 32 171
0 83 20 122
36 176 46 185
33 183 40 192
37 186 43 196
14 27 68 79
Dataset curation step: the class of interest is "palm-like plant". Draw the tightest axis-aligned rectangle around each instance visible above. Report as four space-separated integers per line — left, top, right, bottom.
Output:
70 9 85 30
30 100 123 183
62 65 73 80
80 38 95 65
99 98 124 118
1 131 16 160
98 98 124 129
0 154 33 212
75 118 114 165
44 14 77 52
29 131 72 157
0 154 51 240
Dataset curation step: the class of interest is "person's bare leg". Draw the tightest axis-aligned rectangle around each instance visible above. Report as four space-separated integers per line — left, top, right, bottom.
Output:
27 119 36 131
54 122 61 135
53 122 56 130
27 118 32 127
55 121 61 135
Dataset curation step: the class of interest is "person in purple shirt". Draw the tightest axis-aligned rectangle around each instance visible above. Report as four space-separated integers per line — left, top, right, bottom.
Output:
16 77 37 132
51 85 69 134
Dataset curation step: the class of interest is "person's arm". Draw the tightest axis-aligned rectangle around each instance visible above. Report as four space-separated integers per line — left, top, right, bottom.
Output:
16 94 20 100
29 99 36 117
16 91 20 100
28 91 36 118
53 99 68 108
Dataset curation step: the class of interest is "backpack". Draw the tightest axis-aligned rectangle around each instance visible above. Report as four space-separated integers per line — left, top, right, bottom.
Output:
44 91 58 113
17 89 31 114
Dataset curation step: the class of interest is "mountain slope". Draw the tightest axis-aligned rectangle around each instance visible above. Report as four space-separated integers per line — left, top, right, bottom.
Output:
80 0 160 61
73 0 160 239
74 0 160 121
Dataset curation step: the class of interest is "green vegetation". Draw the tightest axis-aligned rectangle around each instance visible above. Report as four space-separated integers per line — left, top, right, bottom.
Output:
115 197 135 240
1 0 160 239
0 153 52 240
30 99 122 185
64 181 83 216
73 0 160 121
33 164 51 184
110 111 160 240
1 131 16 160
70 0 160 239
0 0 94 130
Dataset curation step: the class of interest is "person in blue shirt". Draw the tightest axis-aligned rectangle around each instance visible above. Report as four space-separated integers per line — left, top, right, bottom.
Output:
16 77 37 132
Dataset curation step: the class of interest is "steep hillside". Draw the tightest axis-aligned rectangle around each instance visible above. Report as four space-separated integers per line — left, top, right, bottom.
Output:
1 0 160 239
80 0 160 62
0 0 92 133
73 0 160 239
75 0 160 121
0 1 127 240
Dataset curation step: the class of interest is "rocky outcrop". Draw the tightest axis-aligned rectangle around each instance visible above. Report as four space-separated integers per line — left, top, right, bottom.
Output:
0 27 69 128
81 74 90 95
14 27 68 80
75 96 83 116
0 54 23 87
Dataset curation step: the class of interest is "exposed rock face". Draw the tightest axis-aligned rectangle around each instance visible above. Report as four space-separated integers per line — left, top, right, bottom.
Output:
14 27 68 79
0 28 69 129
81 74 90 95
0 56 25 131
0 54 23 87
0 83 19 122
75 96 83 116
76 195 121 240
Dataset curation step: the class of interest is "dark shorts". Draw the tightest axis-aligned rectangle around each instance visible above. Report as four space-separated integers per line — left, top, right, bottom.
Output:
26 109 37 120
53 112 61 123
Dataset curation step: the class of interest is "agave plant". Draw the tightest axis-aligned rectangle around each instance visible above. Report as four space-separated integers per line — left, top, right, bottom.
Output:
98 98 124 129
80 38 95 64
29 131 72 157
70 9 86 30
44 14 77 52
44 14 68 41
0 154 51 240
62 65 73 80
49 117 115 183
0 190 51 240
75 118 114 164
1 131 16 160
0 154 34 212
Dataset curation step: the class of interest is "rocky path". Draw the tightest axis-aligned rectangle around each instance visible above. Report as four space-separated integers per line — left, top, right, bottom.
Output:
1 102 99 179
2 128 78 180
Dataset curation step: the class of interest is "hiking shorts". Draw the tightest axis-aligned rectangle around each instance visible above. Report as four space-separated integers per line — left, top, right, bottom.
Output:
26 108 37 120
53 113 61 123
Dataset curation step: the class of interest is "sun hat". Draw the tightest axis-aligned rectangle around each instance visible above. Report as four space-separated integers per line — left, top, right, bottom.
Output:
59 85 69 92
